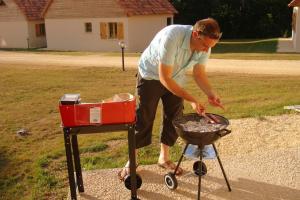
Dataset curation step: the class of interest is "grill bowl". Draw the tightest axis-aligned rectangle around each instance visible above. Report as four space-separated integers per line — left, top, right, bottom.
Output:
173 113 230 146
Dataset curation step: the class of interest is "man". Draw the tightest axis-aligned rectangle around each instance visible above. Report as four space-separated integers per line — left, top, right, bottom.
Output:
118 18 224 180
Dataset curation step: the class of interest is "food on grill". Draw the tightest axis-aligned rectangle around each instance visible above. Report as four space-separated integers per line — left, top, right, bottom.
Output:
173 113 230 146
180 120 224 133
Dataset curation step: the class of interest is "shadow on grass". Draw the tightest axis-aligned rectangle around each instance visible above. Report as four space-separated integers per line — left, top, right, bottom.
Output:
0 150 8 172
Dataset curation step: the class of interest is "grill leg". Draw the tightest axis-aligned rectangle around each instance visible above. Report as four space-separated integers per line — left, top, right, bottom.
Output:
72 134 84 192
212 143 231 192
63 128 77 200
197 147 203 200
173 143 189 176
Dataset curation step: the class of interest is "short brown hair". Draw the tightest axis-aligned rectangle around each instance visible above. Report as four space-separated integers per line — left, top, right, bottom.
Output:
193 18 222 39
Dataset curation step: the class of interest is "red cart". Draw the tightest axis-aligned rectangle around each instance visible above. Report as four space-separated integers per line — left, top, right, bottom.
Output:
59 93 142 200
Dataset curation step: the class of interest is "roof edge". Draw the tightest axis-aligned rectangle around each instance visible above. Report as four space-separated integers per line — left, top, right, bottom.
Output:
117 0 177 17
41 0 53 18
12 0 29 20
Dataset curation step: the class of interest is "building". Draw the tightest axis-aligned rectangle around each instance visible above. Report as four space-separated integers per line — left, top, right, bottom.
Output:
0 0 48 48
42 0 177 52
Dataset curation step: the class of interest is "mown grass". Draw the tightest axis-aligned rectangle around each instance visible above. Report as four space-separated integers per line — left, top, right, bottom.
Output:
211 38 300 60
213 38 278 53
0 64 299 199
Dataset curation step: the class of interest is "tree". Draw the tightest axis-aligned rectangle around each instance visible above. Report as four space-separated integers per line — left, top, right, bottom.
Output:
170 0 292 38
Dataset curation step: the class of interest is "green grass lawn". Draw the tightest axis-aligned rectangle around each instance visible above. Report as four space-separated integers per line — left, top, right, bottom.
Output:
0 64 299 199
211 38 300 60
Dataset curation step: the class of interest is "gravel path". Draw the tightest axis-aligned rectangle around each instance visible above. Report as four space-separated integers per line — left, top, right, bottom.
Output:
1 51 300 75
71 113 300 200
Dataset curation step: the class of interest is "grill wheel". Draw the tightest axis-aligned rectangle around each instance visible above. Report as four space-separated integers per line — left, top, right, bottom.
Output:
124 174 143 190
164 172 178 190
193 161 207 176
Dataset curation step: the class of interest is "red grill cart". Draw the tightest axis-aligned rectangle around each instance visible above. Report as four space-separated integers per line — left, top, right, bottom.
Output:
59 93 142 200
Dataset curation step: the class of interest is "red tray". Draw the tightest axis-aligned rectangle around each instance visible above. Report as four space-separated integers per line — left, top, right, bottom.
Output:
59 93 136 127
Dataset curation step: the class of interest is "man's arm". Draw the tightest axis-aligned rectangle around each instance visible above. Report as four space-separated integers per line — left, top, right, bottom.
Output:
193 64 224 109
159 62 205 114
193 64 214 97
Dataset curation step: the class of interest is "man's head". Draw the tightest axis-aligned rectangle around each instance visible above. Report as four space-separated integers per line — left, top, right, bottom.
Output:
191 18 222 52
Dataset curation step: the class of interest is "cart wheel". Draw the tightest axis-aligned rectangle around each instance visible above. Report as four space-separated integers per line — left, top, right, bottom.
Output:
164 172 178 190
193 161 207 176
124 174 143 190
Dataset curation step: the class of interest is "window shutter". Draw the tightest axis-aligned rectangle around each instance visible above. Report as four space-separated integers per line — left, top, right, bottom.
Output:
35 24 40 37
100 23 107 39
117 22 124 40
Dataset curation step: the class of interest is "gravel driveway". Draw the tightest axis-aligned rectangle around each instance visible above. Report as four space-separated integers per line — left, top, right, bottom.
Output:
71 113 299 200
1 51 300 75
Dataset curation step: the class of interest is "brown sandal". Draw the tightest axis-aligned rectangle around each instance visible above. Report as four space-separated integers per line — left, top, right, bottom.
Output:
158 160 183 175
117 164 139 182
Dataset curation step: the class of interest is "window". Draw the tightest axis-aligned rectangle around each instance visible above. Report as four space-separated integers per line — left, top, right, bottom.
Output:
167 17 172 26
35 23 45 37
85 22 92 32
108 22 117 39
0 0 6 6
100 22 124 40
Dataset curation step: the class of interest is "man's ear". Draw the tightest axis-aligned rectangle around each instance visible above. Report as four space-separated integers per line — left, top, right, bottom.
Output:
192 31 199 39
191 31 198 38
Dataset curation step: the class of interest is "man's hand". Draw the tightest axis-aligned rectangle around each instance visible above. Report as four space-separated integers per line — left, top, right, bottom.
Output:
208 95 225 110
190 101 206 115
288 0 300 7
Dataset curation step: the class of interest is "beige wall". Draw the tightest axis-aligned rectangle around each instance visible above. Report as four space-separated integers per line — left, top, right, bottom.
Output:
27 21 47 48
45 15 173 52
0 21 28 48
0 21 47 48
127 15 173 52
0 0 28 48
0 0 25 22
0 1 46 48
45 18 128 51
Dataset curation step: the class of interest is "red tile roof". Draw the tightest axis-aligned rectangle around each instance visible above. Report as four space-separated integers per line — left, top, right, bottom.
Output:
41 0 177 18
117 0 177 16
13 0 49 20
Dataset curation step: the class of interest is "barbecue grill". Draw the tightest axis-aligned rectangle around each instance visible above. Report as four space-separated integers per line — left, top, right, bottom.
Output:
163 113 232 200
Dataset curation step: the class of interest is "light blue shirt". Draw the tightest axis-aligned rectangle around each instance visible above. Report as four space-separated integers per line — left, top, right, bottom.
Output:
138 25 211 86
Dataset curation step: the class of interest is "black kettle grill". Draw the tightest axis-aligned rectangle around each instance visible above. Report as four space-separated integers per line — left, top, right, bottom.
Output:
163 113 232 200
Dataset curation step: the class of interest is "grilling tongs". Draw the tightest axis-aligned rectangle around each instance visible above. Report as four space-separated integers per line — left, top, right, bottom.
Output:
202 113 220 124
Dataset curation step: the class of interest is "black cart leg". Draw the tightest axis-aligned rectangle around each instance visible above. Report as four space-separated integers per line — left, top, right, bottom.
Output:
127 124 140 200
72 134 84 192
197 147 203 200
63 128 77 200
212 144 231 192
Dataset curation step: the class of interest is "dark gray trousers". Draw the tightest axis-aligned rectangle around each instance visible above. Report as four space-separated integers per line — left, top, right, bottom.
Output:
135 74 183 148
